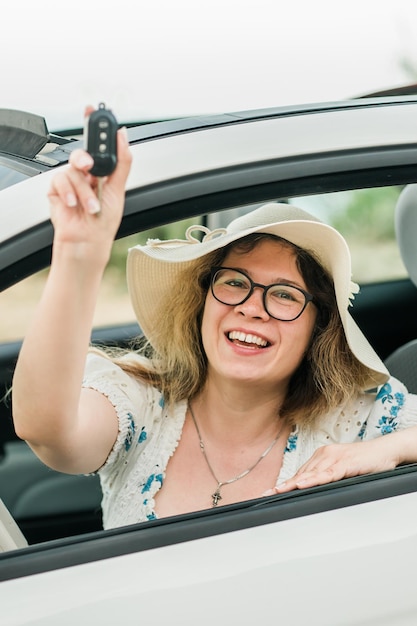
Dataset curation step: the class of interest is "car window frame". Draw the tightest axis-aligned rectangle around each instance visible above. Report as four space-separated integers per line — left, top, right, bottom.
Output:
1 463 417 582
2 127 417 581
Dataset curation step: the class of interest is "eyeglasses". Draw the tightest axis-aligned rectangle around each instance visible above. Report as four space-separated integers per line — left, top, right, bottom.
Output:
210 267 314 321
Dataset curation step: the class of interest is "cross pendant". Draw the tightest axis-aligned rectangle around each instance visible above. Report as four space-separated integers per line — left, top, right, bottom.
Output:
211 488 222 507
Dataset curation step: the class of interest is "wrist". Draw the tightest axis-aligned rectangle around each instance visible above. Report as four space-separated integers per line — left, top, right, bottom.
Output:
52 239 112 269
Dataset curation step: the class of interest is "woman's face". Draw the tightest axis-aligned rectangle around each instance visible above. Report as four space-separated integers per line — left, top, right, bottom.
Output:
201 239 318 393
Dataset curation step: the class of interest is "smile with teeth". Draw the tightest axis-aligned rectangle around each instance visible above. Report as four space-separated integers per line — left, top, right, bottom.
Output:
227 331 269 347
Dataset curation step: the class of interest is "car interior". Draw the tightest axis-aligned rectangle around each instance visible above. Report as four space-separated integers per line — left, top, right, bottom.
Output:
384 184 417 391
1 179 417 555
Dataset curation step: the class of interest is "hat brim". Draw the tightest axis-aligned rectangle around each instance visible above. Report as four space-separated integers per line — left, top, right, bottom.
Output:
127 203 389 389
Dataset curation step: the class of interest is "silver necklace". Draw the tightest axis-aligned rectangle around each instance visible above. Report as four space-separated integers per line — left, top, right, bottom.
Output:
188 403 284 507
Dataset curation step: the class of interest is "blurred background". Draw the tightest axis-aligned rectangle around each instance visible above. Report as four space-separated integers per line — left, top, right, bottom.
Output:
1 0 417 340
2 0 417 129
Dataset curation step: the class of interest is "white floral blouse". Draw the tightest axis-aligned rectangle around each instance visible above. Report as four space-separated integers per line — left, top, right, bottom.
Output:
82 353 417 530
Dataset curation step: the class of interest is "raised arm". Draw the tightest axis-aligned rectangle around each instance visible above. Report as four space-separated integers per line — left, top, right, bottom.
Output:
12 123 132 475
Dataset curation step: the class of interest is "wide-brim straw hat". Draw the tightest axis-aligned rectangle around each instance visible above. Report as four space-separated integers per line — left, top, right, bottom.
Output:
127 202 389 389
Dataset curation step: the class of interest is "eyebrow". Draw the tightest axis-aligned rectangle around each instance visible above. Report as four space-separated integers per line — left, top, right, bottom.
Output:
227 266 306 290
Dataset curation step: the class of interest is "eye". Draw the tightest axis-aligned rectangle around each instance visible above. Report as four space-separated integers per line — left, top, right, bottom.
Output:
215 270 250 291
225 278 249 289
270 288 294 300
269 286 304 304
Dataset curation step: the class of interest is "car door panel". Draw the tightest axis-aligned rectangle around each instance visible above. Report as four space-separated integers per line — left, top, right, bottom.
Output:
1 490 417 625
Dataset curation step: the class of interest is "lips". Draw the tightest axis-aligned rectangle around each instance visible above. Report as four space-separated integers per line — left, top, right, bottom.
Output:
227 330 270 348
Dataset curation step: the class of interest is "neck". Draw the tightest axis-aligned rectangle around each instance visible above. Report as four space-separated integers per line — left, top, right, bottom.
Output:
192 377 286 446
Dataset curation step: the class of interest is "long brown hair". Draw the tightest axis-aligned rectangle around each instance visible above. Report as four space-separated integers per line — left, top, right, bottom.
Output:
107 233 373 426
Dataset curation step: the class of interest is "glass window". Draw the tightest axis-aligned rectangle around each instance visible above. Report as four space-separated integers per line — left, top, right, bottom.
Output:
291 186 407 283
0 269 49 342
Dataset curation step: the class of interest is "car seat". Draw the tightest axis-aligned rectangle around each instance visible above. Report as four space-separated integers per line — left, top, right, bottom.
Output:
384 184 417 392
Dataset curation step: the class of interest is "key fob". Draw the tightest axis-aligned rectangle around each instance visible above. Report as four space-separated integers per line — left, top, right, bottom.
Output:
85 103 118 176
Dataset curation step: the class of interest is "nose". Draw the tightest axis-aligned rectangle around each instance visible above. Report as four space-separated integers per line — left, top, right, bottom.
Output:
234 286 270 320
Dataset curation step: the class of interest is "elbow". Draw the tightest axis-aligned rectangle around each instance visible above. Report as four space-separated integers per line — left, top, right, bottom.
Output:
11 397 28 442
11 395 53 447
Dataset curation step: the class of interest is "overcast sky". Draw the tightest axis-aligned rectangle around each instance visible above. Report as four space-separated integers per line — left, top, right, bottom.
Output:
3 0 417 129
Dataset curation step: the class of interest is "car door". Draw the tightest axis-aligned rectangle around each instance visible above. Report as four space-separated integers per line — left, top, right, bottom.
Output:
2 99 417 625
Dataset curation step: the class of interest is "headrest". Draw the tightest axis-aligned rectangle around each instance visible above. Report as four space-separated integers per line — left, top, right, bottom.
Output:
395 184 417 287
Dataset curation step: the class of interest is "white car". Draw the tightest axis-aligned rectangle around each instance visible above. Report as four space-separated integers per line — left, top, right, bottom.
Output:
1 98 417 625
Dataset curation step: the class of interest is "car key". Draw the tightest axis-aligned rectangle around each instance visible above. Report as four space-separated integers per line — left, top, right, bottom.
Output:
85 103 118 210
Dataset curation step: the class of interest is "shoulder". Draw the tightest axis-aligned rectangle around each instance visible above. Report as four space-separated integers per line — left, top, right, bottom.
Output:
306 391 374 445
364 377 417 436
282 379 417 472
83 352 163 463
83 352 187 484
83 351 160 407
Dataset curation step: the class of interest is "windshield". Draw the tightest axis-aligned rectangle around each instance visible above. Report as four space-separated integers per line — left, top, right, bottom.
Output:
0 160 35 191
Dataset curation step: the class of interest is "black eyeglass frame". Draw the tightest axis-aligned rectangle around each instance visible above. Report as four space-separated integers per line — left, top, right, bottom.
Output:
210 266 315 322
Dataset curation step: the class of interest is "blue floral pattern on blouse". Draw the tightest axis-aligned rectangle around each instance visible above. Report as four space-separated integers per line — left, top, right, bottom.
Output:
358 421 367 440
141 473 163 521
141 473 163 494
285 432 298 453
124 413 136 451
138 426 147 444
375 382 404 435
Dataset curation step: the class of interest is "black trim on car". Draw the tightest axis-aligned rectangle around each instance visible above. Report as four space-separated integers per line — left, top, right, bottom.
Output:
124 97 417 144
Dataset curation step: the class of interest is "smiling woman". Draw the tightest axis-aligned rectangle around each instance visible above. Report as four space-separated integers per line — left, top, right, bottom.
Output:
199 236 320 418
10 134 417 528
4 97 417 623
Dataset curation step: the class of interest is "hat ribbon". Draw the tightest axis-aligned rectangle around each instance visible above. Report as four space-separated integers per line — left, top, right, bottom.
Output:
146 225 228 247
348 281 360 306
